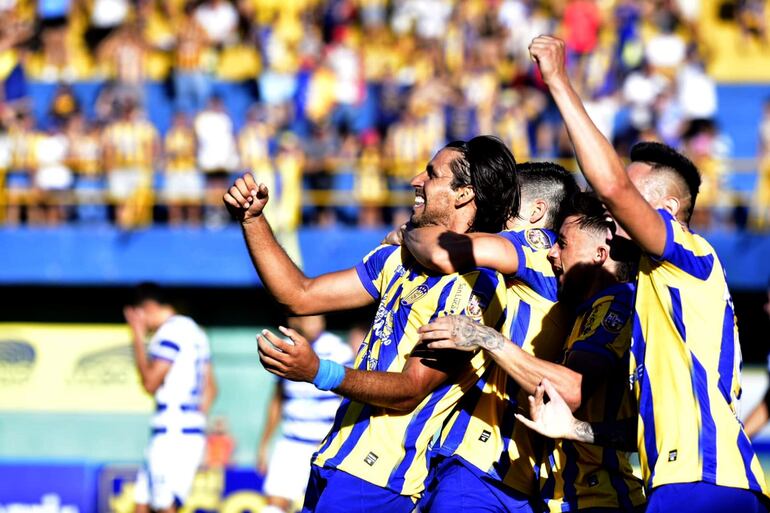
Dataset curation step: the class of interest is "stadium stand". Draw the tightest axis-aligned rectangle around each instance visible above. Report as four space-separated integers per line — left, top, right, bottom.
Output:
0 0 768 230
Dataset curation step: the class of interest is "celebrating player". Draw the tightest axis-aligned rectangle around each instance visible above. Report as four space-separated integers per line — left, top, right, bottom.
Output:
526 35 769 512
124 283 216 513
257 315 353 513
223 136 517 513
393 162 576 512
418 192 645 512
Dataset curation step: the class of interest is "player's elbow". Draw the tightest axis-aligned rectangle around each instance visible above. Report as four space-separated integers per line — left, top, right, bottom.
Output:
280 300 315 316
389 396 423 412
142 378 162 395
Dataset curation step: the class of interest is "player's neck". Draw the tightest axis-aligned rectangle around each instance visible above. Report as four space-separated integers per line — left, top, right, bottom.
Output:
579 271 619 305
506 218 547 231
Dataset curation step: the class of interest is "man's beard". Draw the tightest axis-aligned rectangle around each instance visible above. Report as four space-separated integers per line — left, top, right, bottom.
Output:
410 204 452 228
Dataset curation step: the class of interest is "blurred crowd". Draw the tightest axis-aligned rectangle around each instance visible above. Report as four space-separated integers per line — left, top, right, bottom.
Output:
0 0 768 229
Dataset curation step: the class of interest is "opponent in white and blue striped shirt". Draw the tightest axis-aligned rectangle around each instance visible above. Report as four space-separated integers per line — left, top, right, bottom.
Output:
258 315 354 513
125 283 216 513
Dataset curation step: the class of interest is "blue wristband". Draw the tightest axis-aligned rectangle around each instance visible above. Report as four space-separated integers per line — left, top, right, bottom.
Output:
313 359 346 391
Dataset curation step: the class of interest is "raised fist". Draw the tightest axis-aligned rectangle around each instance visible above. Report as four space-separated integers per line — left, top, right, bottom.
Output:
223 172 270 223
528 36 568 86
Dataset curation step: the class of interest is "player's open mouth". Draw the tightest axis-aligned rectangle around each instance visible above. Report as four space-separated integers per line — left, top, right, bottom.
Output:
413 191 425 210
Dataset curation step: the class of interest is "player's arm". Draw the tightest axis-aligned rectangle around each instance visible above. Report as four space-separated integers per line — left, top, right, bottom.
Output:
224 173 374 315
402 226 520 275
744 387 770 438
258 327 458 412
418 316 584 411
530 36 666 257
199 362 217 415
514 379 638 452
257 382 283 474
124 306 172 394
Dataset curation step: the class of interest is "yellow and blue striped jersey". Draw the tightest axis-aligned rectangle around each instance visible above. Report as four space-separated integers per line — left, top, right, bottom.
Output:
433 228 572 496
312 244 508 499
630 209 768 495
541 282 646 512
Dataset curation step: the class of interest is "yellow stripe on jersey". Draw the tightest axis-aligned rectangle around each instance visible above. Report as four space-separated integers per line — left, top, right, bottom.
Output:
313 244 507 499
541 282 645 512
434 228 571 497
631 209 768 495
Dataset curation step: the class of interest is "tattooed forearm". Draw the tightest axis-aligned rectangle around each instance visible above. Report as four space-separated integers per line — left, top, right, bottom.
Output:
450 317 505 351
572 420 595 444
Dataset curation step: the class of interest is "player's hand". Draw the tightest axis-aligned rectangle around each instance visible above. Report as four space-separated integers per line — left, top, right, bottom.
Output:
257 326 320 383
528 36 568 87
123 306 147 338
223 172 270 223
514 378 580 440
418 315 503 352
381 223 407 246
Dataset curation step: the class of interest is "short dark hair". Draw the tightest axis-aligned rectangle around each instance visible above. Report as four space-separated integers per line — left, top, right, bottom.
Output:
559 191 615 237
518 161 579 229
561 192 638 282
131 282 171 306
445 136 520 233
630 142 701 222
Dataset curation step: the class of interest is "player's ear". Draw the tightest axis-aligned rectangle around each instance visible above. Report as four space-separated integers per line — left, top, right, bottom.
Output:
455 185 475 208
595 245 608 265
662 195 680 219
530 199 547 224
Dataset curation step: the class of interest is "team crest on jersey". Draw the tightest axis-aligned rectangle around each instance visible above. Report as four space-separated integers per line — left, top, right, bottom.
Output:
465 293 484 320
602 310 626 333
401 284 429 306
525 229 552 250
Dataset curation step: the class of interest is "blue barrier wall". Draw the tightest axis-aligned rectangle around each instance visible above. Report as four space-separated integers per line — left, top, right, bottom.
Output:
1 226 769 289
0 226 389 287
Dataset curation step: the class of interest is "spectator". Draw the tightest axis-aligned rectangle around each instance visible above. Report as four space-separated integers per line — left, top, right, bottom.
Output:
6 109 39 224
34 120 71 224
205 416 235 469
102 100 159 227
174 2 213 115
163 111 202 225
194 95 238 225
66 114 106 223
96 21 150 107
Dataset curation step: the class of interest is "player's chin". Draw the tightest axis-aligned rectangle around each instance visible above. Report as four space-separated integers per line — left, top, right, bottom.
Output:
410 208 428 227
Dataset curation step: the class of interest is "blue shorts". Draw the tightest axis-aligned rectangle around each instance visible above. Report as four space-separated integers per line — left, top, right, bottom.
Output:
300 465 415 513
646 482 768 513
420 456 537 513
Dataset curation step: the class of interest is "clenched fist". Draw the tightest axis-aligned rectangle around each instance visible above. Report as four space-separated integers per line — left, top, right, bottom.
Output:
528 36 568 87
223 172 270 223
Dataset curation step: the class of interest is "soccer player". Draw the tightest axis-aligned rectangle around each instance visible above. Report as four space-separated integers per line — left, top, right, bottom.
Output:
418 192 645 512
223 135 517 513
257 315 354 513
394 162 577 512
124 283 216 513
526 35 769 512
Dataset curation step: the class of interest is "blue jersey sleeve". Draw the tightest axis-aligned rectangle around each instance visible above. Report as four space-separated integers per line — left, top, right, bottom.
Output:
354 244 400 300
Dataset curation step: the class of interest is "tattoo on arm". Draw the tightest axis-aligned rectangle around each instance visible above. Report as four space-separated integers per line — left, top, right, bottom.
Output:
451 317 505 351
573 420 595 444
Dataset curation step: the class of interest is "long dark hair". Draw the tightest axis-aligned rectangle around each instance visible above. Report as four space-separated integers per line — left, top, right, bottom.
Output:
445 135 520 233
